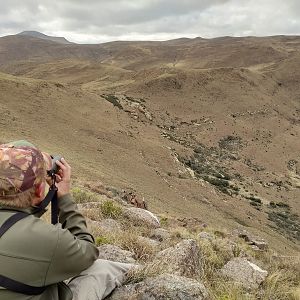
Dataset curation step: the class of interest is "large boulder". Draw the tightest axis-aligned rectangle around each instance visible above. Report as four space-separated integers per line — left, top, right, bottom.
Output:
97 244 136 264
123 207 160 228
151 239 203 278
221 257 268 289
108 274 209 300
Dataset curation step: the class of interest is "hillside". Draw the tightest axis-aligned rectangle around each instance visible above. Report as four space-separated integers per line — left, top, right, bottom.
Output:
0 34 299 256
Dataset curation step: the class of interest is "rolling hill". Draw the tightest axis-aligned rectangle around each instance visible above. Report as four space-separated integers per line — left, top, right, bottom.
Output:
0 33 299 254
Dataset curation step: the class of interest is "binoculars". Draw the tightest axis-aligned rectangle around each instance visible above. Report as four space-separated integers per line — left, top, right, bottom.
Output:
47 155 63 177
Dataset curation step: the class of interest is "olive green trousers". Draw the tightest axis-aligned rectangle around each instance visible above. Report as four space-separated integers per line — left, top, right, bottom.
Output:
68 259 133 300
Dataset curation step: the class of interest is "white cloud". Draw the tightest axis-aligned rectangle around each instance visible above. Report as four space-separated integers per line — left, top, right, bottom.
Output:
0 0 299 43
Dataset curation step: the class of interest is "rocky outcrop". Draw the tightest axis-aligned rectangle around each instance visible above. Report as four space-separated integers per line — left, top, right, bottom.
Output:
108 274 209 300
98 244 136 263
221 257 268 289
234 229 268 251
123 207 160 228
151 239 203 278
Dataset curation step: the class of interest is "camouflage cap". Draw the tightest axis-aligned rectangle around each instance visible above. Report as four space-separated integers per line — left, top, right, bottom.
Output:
0 140 49 198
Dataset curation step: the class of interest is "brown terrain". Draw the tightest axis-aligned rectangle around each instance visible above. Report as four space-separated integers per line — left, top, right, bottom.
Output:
0 33 299 255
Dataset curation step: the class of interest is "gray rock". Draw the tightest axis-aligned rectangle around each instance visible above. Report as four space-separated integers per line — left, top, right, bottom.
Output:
98 218 122 233
124 208 160 228
221 257 268 289
97 244 136 263
198 232 214 241
150 228 171 242
151 239 203 278
108 274 209 300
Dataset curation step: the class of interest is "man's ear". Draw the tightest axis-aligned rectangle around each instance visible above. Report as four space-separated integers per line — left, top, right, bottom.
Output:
35 184 44 198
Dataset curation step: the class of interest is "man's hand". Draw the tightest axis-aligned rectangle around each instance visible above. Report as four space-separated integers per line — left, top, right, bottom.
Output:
55 158 71 198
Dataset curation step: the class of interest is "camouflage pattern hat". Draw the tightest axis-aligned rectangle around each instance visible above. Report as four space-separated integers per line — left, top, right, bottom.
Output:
0 140 48 198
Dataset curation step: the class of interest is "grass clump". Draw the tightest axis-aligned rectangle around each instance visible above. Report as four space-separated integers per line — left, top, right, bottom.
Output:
117 233 155 261
100 200 122 219
71 187 98 203
95 235 112 246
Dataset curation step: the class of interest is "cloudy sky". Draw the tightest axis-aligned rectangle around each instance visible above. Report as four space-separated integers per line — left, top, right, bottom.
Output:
0 0 299 43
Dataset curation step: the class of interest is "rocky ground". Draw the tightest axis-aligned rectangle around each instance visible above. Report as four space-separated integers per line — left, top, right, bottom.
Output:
67 183 300 300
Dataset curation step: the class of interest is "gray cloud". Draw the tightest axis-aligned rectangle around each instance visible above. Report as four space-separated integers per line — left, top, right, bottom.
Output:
0 0 299 43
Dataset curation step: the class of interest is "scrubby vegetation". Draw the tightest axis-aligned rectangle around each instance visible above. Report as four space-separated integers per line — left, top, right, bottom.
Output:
268 206 300 241
101 94 123 109
179 143 240 195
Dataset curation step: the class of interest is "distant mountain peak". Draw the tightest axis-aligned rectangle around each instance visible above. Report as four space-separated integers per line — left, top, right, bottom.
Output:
17 31 72 44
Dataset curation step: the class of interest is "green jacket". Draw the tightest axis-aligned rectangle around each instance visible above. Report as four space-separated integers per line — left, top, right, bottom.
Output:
0 194 99 300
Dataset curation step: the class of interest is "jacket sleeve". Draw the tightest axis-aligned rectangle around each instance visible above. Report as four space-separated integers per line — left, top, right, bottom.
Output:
44 194 99 284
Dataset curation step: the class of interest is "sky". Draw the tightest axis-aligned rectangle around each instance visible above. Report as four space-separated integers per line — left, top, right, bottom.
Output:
0 0 299 44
